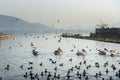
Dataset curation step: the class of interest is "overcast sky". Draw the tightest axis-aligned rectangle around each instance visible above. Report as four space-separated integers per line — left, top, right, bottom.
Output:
0 0 120 29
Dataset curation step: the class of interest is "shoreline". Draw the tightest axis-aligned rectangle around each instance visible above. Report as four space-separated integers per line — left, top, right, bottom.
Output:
0 34 12 41
61 34 120 44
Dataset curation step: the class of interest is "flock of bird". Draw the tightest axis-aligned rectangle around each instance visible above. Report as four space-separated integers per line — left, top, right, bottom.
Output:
4 57 120 80
1 34 120 80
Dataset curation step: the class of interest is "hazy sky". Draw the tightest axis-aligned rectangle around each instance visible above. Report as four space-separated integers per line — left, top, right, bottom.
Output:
0 0 120 29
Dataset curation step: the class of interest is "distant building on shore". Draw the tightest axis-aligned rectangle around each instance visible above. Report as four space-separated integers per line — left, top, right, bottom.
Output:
90 21 120 38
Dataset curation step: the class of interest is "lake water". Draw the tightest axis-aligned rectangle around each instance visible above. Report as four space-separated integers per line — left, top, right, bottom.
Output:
0 34 120 80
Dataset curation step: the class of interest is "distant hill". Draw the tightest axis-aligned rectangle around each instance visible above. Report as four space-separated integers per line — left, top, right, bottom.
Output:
0 15 55 33
0 15 95 34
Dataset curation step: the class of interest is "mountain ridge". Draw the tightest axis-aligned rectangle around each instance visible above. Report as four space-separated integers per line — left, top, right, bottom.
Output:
0 15 55 33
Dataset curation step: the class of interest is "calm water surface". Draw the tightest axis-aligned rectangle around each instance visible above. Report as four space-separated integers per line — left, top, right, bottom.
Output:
0 34 120 80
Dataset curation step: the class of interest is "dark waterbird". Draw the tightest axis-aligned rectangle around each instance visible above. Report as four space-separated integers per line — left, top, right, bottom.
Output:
32 49 38 56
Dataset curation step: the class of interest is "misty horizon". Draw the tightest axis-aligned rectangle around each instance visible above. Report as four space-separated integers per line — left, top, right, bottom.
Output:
0 0 120 29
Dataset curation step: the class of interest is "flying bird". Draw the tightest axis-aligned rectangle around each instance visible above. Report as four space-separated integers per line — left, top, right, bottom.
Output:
57 20 60 23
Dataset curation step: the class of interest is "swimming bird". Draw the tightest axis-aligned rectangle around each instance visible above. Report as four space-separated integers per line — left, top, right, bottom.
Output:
49 58 52 61
111 64 116 70
32 49 38 56
115 72 119 77
54 67 57 71
104 61 108 67
110 53 115 57
52 60 56 64
0 77 2 80
79 62 82 65
41 72 43 77
37 78 40 80
83 60 86 64
29 71 33 79
54 73 57 78
94 73 98 78
56 74 60 79
31 42 34 47
70 49 74 52
98 50 106 55
69 58 72 62
95 62 99 68
28 67 33 70
83 70 86 76
77 71 80 76
5 64 10 70
9 47 11 49
54 47 63 55
48 72 52 77
76 66 80 70
85 76 89 80
109 76 112 80
20 65 23 69
79 74 82 79
67 73 71 79
45 69 47 73
105 69 109 74
35 73 38 78
59 63 63 66
86 66 89 69
99 71 102 76
29 62 33 65
23 72 27 78
70 67 73 71
40 62 43 66
76 50 85 56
